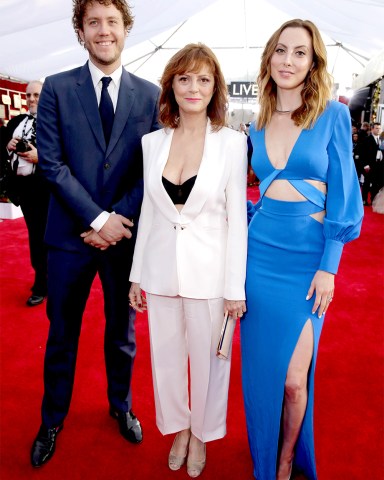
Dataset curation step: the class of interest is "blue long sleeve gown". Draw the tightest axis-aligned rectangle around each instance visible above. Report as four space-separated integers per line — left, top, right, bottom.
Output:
241 101 364 480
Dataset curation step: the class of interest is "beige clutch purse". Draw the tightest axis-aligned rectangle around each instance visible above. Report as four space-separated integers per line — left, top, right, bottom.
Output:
216 312 236 360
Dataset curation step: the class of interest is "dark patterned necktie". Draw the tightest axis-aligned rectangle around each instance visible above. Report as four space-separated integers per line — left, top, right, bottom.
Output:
99 77 114 145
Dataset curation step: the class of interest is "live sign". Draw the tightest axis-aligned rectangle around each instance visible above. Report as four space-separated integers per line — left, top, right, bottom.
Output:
229 82 258 98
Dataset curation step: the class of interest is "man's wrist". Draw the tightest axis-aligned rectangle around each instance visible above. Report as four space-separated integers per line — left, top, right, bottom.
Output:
91 211 110 232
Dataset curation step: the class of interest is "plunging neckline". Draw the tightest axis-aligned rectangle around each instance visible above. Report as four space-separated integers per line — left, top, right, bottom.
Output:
263 127 303 171
159 125 210 215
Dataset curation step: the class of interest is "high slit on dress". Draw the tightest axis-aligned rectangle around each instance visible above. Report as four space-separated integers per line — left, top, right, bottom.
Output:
241 101 363 480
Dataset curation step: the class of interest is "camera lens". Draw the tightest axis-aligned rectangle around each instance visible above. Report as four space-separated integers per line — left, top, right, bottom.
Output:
15 139 31 153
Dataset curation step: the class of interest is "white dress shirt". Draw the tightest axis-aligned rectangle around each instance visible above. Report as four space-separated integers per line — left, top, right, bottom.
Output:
9 113 36 176
373 135 383 161
88 60 123 232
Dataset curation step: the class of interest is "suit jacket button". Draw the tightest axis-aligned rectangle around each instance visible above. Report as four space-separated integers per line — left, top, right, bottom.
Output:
104 163 111 169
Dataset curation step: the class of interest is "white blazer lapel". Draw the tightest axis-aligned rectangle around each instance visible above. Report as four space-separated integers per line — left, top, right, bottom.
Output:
147 128 179 221
146 120 224 225
181 119 221 222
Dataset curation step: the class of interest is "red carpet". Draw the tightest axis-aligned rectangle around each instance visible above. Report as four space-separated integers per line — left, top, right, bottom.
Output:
0 188 383 479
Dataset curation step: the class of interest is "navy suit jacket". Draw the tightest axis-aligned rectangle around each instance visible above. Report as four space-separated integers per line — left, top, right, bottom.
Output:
37 62 160 252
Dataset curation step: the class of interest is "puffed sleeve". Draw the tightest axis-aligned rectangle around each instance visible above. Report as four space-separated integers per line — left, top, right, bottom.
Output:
319 103 364 274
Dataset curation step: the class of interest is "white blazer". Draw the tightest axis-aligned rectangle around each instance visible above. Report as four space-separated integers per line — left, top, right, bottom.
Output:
129 120 248 300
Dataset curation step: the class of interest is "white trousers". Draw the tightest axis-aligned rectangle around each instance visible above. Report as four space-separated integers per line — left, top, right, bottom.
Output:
146 294 233 443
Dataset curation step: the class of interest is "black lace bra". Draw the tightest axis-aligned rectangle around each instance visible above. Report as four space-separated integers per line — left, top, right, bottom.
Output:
162 175 197 204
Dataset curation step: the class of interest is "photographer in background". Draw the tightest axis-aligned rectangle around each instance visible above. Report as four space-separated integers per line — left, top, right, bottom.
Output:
4 80 50 306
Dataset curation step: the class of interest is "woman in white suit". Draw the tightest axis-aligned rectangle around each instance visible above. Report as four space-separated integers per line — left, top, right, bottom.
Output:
129 43 247 478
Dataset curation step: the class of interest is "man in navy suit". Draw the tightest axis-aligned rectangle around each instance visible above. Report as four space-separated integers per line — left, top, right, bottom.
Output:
30 0 159 467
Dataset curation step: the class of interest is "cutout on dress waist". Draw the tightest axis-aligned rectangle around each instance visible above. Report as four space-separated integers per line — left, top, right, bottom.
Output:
264 179 326 202
309 211 325 224
264 179 326 223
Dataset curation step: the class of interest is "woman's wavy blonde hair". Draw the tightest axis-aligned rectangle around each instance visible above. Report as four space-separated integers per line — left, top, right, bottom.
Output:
158 43 228 131
257 19 333 130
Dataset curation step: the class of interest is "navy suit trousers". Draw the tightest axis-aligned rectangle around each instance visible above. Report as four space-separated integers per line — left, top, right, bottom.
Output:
42 240 136 427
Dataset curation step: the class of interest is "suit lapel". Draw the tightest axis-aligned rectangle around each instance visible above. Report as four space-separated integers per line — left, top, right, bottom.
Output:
75 62 105 151
75 65 135 154
106 68 135 156
148 129 178 220
150 120 223 224
181 119 220 222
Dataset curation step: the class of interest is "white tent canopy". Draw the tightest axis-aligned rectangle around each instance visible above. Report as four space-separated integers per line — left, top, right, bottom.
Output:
1 0 383 90
352 49 384 90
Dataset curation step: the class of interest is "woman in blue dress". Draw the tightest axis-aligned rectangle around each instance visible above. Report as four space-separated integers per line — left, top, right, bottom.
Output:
241 19 363 480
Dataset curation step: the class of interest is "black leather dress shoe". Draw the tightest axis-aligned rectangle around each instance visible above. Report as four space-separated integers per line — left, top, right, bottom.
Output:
26 295 46 306
31 424 63 467
109 408 143 444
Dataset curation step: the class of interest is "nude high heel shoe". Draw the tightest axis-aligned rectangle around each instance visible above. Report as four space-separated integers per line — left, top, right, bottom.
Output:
168 432 190 471
187 443 206 478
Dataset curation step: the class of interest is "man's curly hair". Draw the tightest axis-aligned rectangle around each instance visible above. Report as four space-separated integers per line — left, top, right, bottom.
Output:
72 0 134 45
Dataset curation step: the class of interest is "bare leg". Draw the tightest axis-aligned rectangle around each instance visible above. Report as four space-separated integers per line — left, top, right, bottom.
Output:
187 433 206 477
168 428 191 470
172 428 191 454
277 320 314 480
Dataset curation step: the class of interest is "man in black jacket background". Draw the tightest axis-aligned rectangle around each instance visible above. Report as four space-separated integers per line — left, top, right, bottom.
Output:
3 80 50 305
361 122 383 206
